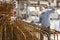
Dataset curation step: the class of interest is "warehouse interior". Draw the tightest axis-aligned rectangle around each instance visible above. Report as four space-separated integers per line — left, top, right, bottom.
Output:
0 0 60 40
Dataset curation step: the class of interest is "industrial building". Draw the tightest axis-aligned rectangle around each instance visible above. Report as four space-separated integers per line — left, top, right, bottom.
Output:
0 0 60 40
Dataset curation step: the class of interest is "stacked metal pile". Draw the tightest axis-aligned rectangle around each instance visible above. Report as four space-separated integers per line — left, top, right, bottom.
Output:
0 15 34 40
0 14 51 40
0 13 60 40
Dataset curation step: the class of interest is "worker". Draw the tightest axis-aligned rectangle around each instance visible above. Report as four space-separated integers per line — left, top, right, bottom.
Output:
39 5 55 40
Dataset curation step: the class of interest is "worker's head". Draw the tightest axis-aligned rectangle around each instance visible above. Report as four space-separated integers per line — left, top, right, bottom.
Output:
39 6 45 11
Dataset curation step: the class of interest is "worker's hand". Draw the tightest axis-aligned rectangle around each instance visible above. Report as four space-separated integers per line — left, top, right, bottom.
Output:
46 2 51 9
47 2 50 7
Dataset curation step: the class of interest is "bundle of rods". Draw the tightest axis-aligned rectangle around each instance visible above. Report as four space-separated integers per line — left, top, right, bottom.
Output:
0 14 51 40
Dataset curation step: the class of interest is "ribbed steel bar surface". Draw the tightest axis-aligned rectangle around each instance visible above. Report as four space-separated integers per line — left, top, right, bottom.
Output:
0 15 58 40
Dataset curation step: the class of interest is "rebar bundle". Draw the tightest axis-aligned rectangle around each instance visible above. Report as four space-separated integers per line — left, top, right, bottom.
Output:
0 14 51 40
